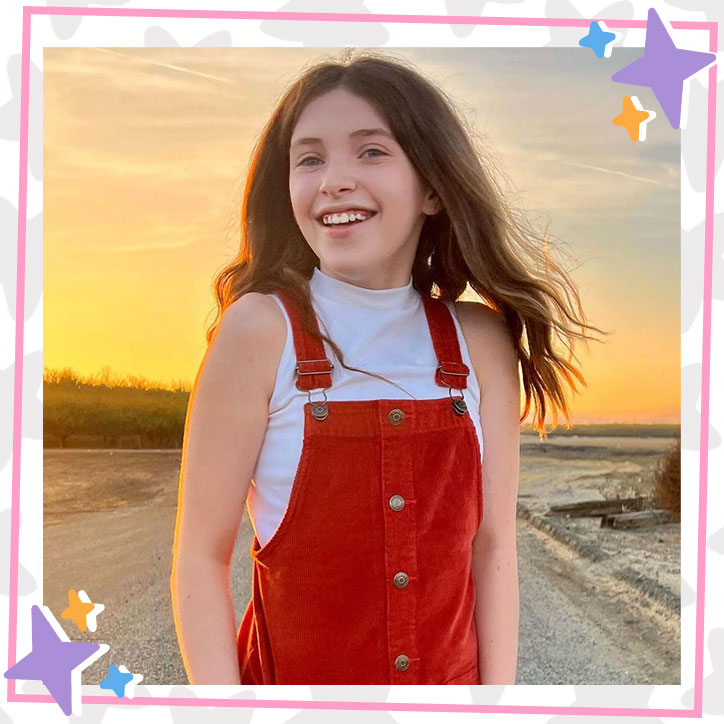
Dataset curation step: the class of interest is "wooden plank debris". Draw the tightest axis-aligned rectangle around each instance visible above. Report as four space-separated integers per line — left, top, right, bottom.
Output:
546 497 648 517
600 510 673 529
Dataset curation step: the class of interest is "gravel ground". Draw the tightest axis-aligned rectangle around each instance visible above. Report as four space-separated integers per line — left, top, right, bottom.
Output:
43 498 255 686
42 440 680 685
517 520 679 684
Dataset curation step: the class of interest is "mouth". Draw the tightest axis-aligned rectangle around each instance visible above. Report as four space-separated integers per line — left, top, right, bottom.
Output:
316 210 377 229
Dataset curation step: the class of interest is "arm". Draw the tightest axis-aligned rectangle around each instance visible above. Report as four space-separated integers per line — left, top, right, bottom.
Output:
170 293 286 685
456 302 521 685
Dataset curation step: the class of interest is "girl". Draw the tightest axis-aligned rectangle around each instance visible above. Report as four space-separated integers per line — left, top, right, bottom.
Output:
170 49 602 686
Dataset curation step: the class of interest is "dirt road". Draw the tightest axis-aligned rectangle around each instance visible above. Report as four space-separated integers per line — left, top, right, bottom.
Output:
518 519 679 684
43 490 679 685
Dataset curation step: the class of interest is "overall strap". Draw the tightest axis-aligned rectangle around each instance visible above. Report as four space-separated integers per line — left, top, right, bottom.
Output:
421 296 470 390
275 290 334 391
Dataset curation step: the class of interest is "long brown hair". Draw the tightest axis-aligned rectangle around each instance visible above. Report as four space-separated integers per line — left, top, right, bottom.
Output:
207 49 607 436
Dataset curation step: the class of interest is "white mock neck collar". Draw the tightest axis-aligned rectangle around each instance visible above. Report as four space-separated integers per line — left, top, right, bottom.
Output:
310 266 418 311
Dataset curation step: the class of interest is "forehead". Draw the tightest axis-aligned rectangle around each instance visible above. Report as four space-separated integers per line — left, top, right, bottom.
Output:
290 88 391 144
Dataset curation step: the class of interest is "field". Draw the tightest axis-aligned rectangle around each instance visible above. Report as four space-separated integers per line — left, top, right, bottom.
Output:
43 368 189 449
42 366 678 450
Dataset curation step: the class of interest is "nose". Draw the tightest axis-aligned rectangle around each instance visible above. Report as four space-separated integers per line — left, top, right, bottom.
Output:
318 158 356 195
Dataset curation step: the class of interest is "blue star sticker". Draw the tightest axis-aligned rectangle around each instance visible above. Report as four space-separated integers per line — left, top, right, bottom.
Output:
579 21 619 59
100 663 141 698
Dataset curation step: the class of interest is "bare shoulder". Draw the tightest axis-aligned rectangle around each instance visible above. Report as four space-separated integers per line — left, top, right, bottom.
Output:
453 301 519 391
221 292 287 338
206 292 288 402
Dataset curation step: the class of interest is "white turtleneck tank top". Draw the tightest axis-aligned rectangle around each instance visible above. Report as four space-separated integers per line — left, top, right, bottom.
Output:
245 267 484 547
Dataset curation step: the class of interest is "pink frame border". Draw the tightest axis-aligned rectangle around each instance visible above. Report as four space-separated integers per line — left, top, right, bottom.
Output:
7 6 717 716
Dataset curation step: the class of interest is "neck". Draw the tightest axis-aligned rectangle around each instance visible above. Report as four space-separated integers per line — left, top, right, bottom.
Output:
310 266 417 310
317 264 412 291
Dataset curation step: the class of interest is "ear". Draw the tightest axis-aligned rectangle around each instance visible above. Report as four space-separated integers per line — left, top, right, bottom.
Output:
422 188 442 216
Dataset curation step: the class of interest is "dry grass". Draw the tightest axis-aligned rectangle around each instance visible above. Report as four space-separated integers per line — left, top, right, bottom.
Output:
43 365 191 392
652 435 681 522
43 366 190 448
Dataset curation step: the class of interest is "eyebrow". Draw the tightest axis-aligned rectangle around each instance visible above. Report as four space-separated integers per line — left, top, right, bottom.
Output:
290 127 395 151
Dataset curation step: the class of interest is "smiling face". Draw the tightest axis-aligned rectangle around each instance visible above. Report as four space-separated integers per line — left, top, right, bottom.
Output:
288 87 440 289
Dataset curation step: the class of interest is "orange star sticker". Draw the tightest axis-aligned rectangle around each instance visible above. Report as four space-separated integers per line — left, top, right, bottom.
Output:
61 589 104 632
612 95 656 142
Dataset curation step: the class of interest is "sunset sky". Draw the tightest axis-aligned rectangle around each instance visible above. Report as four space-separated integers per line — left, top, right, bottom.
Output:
43 47 680 424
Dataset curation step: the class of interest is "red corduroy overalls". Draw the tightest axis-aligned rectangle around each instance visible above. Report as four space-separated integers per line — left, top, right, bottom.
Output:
237 290 483 684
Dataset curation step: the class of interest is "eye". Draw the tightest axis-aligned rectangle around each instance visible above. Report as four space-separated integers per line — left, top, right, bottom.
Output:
298 156 321 167
362 148 387 158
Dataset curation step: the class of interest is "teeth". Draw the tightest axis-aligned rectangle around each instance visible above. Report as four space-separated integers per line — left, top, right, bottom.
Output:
322 211 371 225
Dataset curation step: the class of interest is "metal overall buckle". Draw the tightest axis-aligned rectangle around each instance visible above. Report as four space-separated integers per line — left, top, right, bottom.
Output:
437 363 469 416
307 388 330 421
449 387 468 416
295 358 334 422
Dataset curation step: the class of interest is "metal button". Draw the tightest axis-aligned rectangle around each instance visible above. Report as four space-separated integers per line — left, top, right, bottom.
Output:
395 654 410 672
389 494 405 511
311 402 329 421
388 408 405 425
393 572 409 589
452 398 468 416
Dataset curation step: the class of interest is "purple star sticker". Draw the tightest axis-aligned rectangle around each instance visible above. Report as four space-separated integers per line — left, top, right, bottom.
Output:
4 605 109 716
611 7 715 129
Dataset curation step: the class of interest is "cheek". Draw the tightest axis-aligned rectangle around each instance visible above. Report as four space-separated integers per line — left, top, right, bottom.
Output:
288 181 308 219
380 170 421 207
